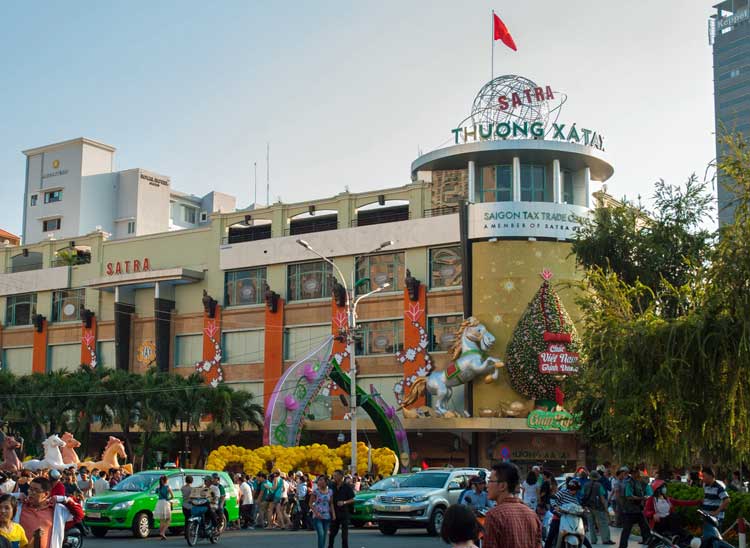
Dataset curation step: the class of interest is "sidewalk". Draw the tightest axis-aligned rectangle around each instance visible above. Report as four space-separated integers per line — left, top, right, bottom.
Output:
592 526 647 547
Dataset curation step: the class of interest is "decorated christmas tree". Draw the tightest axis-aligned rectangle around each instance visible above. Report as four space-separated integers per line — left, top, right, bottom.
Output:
505 269 582 402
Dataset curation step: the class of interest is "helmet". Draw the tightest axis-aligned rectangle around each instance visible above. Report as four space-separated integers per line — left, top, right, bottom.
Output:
567 478 581 490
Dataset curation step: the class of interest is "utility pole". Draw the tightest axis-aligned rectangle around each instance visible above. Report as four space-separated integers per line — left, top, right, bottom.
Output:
254 162 257 207
266 143 270 206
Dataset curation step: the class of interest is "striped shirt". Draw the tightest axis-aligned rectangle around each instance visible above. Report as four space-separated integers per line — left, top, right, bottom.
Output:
552 488 579 511
702 481 729 520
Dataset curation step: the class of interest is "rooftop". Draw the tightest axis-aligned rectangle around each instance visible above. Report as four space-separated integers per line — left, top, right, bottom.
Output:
22 137 116 156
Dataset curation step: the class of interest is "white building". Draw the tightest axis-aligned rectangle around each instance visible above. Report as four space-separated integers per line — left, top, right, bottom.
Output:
21 137 237 244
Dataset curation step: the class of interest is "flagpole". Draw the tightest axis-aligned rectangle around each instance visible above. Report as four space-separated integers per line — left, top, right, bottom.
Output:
491 9 494 81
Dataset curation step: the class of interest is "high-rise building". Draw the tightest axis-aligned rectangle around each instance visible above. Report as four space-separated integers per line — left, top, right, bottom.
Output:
710 0 750 225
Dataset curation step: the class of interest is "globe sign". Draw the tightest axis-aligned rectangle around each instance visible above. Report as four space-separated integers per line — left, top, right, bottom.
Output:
467 74 566 135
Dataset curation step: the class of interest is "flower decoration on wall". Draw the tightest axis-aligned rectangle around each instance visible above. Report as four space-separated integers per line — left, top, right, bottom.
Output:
394 319 433 405
195 320 224 387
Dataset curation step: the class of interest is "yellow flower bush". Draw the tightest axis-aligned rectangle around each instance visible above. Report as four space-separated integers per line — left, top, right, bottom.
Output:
206 442 397 477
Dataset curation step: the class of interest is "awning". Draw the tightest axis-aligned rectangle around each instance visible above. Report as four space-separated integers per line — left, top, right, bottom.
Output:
86 267 204 291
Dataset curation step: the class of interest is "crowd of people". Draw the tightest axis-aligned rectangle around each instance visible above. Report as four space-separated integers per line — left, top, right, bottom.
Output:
439 462 736 548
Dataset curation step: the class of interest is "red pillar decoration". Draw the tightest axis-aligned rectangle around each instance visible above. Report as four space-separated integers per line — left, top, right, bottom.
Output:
330 296 350 419
32 318 48 374
399 284 429 409
263 298 285 412
81 316 97 367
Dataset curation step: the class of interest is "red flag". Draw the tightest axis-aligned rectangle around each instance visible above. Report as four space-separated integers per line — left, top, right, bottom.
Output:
493 13 517 51
421 459 429 470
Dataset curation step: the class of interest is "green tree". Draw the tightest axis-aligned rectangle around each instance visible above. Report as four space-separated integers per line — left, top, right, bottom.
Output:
569 136 750 464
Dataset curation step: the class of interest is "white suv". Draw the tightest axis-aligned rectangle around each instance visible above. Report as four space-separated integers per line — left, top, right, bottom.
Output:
372 467 489 536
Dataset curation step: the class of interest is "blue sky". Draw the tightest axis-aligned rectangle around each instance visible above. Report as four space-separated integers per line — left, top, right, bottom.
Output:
0 1 717 235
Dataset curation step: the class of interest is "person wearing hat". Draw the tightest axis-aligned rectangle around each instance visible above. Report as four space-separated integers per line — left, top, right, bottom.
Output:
581 470 613 545
48 470 65 498
460 476 489 512
618 466 651 548
643 479 698 542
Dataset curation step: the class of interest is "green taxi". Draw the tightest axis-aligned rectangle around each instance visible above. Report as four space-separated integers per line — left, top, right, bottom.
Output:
351 473 412 527
83 469 239 539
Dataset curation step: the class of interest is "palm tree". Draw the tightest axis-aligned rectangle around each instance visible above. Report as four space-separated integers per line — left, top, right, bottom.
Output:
68 366 113 456
100 369 143 460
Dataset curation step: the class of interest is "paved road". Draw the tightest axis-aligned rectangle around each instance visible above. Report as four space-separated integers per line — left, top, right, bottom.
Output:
83 526 645 548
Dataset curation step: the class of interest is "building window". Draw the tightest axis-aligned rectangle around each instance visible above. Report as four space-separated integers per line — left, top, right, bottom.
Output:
225 267 267 306
200 211 208 222
30 195 37 206
562 170 574 204
284 325 331 361
287 261 333 301
183 205 197 224
428 315 463 352
43 218 61 232
44 190 63 203
520 164 546 202
6 293 37 326
222 330 265 364
127 221 135 234
52 289 85 322
731 68 741 78
355 319 403 355
175 334 203 366
355 252 404 294
479 165 512 202
430 246 462 288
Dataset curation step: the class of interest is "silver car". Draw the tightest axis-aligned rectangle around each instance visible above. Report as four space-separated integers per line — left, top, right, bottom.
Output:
372 467 489 536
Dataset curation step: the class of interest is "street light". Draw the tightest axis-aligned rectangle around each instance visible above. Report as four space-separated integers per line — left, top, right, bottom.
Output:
296 238 392 473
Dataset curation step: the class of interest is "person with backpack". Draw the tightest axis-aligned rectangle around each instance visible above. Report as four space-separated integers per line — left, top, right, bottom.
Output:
617 466 651 548
581 470 613 545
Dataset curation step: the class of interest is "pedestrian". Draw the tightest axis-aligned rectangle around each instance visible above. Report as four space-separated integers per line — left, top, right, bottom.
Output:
296 472 311 530
181 475 194 522
440 504 479 548
255 473 271 528
311 475 334 548
643 479 697 541
483 462 541 548
239 474 254 529
539 470 556 510
520 470 539 510
701 467 730 529
76 469 93 499
582 470 613 545
93 471 109 495
17 477 84 548
329 469 355 548
0 494 27 547
154 475 173 541
618 466 651 548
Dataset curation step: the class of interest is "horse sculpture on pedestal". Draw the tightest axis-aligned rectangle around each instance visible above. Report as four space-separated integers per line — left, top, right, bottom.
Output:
0 432 23 472
399 317 504 416
83 436 133 475
23 434 74 471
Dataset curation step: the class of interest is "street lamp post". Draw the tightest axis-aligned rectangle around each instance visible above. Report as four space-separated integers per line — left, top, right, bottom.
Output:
297 238 392 473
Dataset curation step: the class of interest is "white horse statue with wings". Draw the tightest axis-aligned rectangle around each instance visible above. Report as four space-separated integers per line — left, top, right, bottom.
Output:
23 434 75 471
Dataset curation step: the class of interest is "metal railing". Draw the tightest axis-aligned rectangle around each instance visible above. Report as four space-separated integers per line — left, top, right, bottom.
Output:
8 262 43 273
222 227 273 244
350 208 410 227
284 220 339 236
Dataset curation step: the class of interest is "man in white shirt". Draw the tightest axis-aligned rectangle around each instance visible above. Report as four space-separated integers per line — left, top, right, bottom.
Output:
239 475 254 529
93 471 109 495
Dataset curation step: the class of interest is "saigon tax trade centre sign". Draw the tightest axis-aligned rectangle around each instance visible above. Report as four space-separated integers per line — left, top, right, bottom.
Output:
468 202 589 241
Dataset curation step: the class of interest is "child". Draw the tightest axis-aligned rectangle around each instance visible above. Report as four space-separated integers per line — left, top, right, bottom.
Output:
440 504 479 548
0 494 27 547
536 503 553 541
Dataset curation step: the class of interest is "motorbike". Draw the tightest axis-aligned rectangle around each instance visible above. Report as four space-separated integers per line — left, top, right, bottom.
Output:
185 499 222 546
556 502 586 548
63 524 84 548
688 509 733 548
474 507 487 548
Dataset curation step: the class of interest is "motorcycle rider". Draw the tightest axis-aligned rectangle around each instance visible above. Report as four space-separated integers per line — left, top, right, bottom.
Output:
460 477 490 512
543 479 593 548
191 476 220 531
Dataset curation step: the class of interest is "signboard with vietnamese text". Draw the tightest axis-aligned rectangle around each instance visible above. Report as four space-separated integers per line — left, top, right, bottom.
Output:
538 342 579 375
526 410 581 432
468 202 589 241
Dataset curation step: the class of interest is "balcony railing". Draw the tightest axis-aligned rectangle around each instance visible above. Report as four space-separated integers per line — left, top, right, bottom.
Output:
351 206 410 227
223 225 273 244
284 216 339 236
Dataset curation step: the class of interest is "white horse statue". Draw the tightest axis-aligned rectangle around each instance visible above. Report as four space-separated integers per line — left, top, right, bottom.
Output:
399 317 504 416
23 434 74 471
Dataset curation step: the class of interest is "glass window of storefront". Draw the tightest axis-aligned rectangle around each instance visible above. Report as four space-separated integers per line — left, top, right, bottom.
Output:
225 267 267 306
222 330 265 364
5 293 36 326
355 319 404 355
287 261 333 301
520 164 547 202
355 252 404 294
52 289 85 322
284 325 331 360
429 246 462 288
175 334 203 366
478 165 512 202
427 315 463 352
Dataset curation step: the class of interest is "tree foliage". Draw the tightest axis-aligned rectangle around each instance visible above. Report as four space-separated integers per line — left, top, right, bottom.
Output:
0 366 263 466
568 136 750 465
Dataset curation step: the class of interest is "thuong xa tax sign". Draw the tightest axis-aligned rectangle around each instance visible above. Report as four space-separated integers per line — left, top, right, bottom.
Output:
468 202 589 241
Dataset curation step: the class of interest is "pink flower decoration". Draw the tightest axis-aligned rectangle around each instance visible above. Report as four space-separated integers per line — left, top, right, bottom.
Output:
284 395 299 411
541 269 553 281
303 363 317 383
